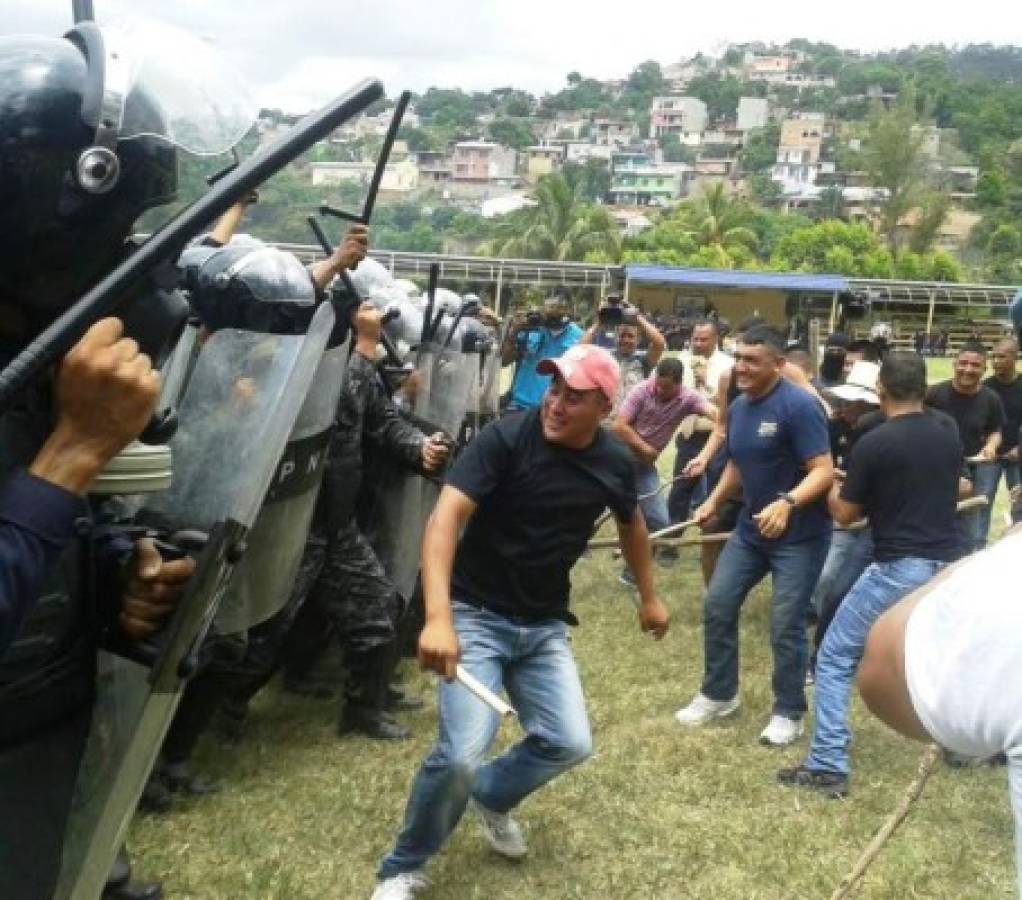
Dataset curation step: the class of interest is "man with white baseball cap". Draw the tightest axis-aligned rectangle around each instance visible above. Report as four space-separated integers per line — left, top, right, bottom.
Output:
372 345 670 899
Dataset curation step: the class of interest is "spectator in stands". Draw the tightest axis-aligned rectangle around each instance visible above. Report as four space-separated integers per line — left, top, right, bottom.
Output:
675 325 833 747
668 320 733 524
502 297 582 411
975 338 1022 543
926 341 1004 552
778 353 963 797
580 301 665 411
613 358 714 581
914 330 926 355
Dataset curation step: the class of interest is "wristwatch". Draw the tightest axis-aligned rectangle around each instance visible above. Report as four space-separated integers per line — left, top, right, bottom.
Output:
778 492 797 507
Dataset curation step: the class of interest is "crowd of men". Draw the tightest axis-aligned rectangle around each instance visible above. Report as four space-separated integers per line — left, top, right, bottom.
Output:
0 15 1020 900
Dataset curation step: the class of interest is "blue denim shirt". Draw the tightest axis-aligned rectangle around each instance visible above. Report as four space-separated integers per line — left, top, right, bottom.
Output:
509 323 583 409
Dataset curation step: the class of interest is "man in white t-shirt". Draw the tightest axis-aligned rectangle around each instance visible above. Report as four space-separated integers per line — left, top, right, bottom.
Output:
668 320 733 523
859 529 1022 895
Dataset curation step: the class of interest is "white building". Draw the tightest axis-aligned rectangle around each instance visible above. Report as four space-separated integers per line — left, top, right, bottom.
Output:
737 97 769 132
309 159 419 193
650 96 709 138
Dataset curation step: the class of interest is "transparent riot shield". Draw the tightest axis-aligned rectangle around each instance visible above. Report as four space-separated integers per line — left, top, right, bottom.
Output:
214 339 349 634
370 343 474 600
56 303 334 900
465 348 502 443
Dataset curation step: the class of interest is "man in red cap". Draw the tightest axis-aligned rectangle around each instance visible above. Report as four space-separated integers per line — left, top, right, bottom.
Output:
372 345 670 900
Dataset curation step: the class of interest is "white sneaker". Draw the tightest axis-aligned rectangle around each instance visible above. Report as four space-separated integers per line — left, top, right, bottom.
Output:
471 798 528 859
370 871 430 900
673 692 740 726
759 714 804 746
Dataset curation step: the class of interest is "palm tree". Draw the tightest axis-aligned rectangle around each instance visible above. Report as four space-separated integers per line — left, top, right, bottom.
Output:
490 173 620 261
676 182 758 266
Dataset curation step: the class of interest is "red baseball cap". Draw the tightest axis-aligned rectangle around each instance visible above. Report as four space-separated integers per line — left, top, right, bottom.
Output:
537 345 620 402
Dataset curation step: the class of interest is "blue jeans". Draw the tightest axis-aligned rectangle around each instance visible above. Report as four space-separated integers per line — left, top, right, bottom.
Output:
810 527 874 617
667 432 709 523
701 532 831 718
378 601 592 878
811 526 874 656
635 460 669 534
805 557 946 775
972 459 1021 547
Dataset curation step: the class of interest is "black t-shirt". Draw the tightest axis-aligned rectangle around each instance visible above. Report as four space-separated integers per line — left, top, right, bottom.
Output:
925 380 1004 457
983 375 1022 452
447 408 637 624
841 411 962 562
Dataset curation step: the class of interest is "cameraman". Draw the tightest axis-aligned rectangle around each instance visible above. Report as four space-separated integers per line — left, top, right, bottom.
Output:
501 297 583 411
581 297 665 411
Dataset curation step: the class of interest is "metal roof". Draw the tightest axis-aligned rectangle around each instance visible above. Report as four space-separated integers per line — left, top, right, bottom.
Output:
625 265 849 294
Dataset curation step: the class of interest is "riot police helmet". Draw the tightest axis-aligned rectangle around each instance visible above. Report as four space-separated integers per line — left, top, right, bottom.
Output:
0 17 256 333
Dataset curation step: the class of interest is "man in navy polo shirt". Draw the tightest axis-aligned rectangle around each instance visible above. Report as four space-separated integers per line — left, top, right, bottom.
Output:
675 325 833 746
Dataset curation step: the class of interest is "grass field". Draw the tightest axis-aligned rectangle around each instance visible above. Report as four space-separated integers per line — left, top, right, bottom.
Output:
130 356 1018 899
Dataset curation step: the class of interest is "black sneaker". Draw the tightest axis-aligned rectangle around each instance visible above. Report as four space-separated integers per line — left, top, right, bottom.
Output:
776 764 848 798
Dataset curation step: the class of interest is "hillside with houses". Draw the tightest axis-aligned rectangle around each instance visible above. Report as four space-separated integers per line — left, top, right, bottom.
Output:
237 42 1022 284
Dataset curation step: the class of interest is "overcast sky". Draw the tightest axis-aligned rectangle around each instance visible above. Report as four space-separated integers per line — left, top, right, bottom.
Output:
9 0 1022 112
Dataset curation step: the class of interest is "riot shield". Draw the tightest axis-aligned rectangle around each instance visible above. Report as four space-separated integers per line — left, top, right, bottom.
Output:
214 338 350 633
370 343 474 600
56 303 335 900
464 347 502 444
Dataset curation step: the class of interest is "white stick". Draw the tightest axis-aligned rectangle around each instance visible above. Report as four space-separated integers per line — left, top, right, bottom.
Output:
455 665 517 718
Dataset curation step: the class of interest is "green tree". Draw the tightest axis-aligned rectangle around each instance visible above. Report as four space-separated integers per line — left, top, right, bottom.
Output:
976 169 1009 208
907 191 952 254
398 126 438 152
487 118 536 150
862 91 929 249
674 182 759 265
686 74 765 122
815 185 846 221
927 252 964 282
740 123 781 174
771 220 884 275
661 133 697 163
415 88 486 128
618 61 667 114
746 174 783 207
488 173 620 261
561 159 612 203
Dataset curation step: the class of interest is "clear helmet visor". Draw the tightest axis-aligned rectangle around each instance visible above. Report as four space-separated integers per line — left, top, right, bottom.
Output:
101 17 257 156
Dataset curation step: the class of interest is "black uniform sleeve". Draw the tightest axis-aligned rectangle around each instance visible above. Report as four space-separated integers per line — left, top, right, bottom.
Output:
363 376 426 472
0 471 84 654
446 417 515 504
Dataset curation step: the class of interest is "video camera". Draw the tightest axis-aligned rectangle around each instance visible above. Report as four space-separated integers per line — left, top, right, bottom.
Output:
597 295 637 328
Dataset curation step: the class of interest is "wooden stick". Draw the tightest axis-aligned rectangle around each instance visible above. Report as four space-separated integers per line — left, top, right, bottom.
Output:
593 498 986 549
591 475 692 536
588 519 697 551
455 665 517 719
829 743 942 900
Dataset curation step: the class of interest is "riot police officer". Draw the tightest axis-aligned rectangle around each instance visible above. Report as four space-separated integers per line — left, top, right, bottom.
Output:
0 18 251 899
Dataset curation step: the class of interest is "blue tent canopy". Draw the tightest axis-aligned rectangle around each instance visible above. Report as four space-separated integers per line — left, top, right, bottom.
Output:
624 265 850 294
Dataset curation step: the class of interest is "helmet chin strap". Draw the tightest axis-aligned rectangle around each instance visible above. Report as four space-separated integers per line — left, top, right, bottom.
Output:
66 21 129 194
